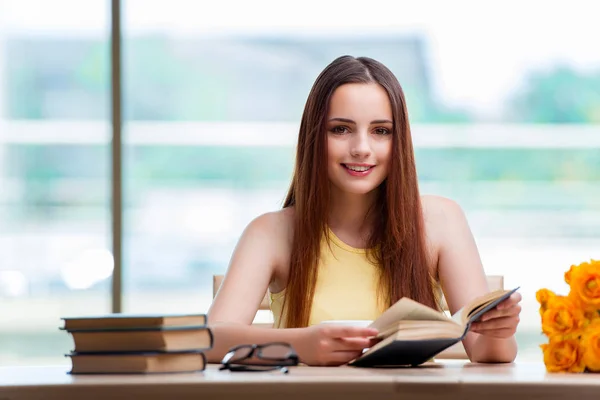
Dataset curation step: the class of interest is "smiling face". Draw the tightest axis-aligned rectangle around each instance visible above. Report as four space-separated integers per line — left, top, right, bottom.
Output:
326 83 394 197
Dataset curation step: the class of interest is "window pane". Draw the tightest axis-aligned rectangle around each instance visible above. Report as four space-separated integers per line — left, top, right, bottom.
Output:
0 0 110 365
122 0 600 362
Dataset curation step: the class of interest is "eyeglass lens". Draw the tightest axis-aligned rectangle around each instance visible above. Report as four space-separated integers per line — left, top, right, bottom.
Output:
229 345 255 363
258 343 293 361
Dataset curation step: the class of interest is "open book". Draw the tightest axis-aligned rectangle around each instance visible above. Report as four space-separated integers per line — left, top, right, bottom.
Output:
350 287 519 367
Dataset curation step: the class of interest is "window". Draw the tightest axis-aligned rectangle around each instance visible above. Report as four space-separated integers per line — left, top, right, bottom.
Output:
1 0 598 365
0 0 110 365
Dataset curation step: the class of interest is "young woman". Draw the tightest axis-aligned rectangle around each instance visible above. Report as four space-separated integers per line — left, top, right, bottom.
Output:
206 55 522 366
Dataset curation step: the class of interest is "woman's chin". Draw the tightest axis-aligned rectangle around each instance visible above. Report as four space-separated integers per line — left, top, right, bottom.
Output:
337 184 381 196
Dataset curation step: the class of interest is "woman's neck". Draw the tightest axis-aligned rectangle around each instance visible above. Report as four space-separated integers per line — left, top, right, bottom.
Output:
328 188 378 238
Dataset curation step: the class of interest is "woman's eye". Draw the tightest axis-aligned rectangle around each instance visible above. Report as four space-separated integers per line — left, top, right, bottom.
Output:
375 127 390 135
331 126 349 134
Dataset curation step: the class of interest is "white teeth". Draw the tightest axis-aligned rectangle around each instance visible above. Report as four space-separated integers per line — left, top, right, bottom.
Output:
345 165 371 172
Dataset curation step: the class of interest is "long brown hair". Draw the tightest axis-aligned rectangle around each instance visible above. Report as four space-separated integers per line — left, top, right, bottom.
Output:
282 55 437 328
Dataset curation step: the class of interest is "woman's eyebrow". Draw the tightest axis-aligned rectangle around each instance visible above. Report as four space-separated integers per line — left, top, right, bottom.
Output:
327 117 393 124
371 119 393 124
328 117 355 124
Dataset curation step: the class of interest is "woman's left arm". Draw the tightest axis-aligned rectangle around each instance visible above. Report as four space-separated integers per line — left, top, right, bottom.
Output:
425 196 521 363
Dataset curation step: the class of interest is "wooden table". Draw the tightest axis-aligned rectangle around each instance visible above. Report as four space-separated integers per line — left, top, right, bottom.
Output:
0 361 598 400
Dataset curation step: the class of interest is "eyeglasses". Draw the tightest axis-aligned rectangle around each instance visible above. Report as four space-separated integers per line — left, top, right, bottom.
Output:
219 342 299 373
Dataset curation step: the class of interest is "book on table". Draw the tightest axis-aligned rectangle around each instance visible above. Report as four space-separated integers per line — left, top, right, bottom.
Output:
350 287 519 368
62 313 207 331
64 325 213 353
68 350 207 374
60 313 212 374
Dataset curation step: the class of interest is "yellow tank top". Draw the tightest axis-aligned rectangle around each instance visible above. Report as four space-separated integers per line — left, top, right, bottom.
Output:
270 228 386 328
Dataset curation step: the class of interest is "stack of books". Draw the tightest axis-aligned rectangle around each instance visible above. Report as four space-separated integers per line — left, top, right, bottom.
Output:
60 313 212 374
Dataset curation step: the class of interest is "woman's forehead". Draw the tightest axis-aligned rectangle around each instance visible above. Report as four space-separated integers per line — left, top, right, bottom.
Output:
327 83 392 121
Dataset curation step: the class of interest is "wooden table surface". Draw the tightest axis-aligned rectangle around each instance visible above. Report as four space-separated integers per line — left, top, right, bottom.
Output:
0 361 598 400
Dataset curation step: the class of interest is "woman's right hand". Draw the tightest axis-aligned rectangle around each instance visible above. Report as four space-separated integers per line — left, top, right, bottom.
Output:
295 324 379 366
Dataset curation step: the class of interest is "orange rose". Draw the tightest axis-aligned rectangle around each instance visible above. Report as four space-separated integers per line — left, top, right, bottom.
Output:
565 264 576 285
541 295 586 337
582 320 600 372
584 310 600 323
540 335 585 373
536 288 556 317
565 259 600 310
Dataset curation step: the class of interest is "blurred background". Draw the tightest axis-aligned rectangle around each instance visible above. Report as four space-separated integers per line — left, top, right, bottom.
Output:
0 0 599 365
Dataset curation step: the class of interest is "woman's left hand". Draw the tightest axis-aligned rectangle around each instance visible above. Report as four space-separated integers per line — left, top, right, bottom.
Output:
469 292 522 338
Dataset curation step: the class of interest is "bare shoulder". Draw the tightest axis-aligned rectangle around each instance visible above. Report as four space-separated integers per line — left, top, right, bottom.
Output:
243 207 294 253
247 207 293 232
208 207 295 324
421 194 466 223
420 194 469 243
420 196 490 324
245 207 294 288
420 195 469 276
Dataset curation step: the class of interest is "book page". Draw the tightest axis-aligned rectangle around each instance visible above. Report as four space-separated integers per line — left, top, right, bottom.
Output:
369 297 454 332
392 324 464 340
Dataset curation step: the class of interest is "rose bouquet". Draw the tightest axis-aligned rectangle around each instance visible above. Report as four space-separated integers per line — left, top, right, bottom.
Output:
536 259 600 372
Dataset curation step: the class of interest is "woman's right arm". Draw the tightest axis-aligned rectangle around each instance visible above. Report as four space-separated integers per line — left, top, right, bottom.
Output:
205 212 378 366
205 212 299 362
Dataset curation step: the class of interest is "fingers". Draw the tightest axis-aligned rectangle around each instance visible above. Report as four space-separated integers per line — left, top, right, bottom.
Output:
496 292 522 310
324 326 379 339
471 316 519 333
471 295 521 339
480 303 521 322
470 327 516 338
332 337 372 351
484 293 521 316
326 351 364 366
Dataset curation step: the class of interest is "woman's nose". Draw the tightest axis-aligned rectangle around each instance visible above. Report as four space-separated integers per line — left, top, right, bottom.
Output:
350 132 371 158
